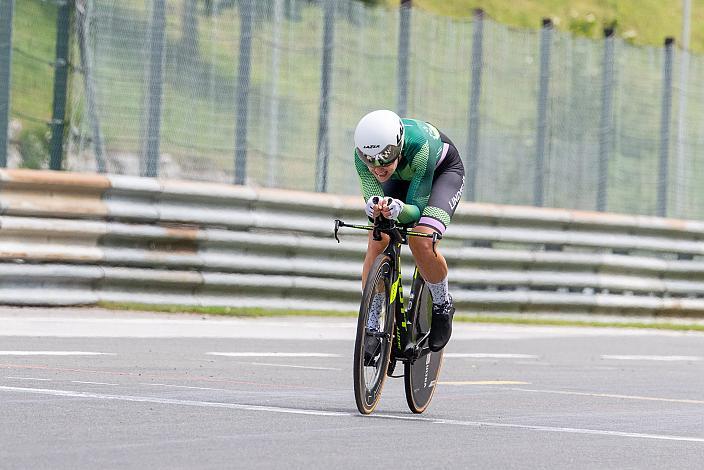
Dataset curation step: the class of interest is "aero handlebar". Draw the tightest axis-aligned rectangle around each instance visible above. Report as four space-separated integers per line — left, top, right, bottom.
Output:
333 202 441 256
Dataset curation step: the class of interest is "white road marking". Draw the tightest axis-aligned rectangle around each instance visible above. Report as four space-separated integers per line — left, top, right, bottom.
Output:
0 386 349 417
207 352 341 358
141 383 237 392
440 381 531 385
2 385 704 444
444 353 538 359
71 381 119 386
5 376 51 381
0 318 355 328
372 414 704 443
0 351 116 356
601 355 703 361
0 317 356 339
247 362 342 371
510 387 704 405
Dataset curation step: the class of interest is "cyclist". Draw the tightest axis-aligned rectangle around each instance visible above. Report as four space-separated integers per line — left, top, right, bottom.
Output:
354 109 465 360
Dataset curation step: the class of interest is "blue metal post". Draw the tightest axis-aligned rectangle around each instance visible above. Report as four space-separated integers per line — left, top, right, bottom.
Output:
597 27 615 212
466 8 484 201
534 18 552 207
0 0 14 167
397 0 411 116
144 0 165 177
49 0 72 170
315 0 335 192
234 0 253 185
658 37 675 217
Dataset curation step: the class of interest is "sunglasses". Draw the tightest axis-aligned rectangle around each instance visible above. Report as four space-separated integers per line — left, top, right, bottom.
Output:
357 144 402 168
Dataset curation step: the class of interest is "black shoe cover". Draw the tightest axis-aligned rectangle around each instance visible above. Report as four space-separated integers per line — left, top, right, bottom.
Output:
429 300 455 352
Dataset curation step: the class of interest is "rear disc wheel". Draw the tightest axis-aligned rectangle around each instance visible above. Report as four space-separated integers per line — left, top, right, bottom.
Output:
404 276 443 414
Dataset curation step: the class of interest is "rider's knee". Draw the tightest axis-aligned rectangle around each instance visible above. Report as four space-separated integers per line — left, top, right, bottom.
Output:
367 232 390 254
409 235 435 258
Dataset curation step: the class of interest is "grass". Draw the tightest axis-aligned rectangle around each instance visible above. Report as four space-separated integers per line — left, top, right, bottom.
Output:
9 1 58 132
458 314 704 332
99 301 704 332
387 0 703 51
97 302 356 318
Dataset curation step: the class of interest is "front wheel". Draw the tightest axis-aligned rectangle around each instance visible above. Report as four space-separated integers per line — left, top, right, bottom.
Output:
404 270 443 414
353 254 395 414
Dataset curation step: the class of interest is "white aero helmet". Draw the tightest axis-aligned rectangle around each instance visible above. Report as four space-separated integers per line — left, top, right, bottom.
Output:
354 110 405 167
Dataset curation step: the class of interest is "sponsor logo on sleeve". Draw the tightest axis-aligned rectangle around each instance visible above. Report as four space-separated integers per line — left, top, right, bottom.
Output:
449 176 465 210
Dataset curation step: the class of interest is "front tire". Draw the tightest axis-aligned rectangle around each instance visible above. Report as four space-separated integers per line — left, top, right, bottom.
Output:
353 254 395 414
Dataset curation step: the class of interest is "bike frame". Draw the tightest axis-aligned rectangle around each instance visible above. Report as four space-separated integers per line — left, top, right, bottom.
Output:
334 218 440 364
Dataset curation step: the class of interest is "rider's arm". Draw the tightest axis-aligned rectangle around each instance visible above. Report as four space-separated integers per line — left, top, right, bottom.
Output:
397 200 421 224
354 152 385 217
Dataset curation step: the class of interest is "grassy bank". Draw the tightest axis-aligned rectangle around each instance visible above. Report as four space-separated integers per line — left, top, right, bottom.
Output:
10 1 58 131
389 0 702 51
99 302 704 332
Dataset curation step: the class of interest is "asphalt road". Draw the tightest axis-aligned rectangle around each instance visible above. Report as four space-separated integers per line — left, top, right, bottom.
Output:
1 307 704 469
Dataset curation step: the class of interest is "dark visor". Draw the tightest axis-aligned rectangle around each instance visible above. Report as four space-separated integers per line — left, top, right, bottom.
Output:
357 143 402 167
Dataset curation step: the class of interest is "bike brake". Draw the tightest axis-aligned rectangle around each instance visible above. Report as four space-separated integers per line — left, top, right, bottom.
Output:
333 219 341 243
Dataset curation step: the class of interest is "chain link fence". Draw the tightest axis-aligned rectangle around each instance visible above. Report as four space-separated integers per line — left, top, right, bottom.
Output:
3 0 704 220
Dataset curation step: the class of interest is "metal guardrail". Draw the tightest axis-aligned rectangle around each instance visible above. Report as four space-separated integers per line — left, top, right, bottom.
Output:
2 169 704 316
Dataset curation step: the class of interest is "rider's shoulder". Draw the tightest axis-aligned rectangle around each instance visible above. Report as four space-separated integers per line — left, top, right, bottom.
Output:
401 118 423 132
402 119 441 144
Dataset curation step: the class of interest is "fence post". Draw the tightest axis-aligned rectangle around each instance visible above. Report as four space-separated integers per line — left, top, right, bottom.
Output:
143 0 165 177
268 0 283 188
534 18 552 207
658 37 675 217
315 0 334 193
466 8 484 202
49 0 72 171
234 0 253 185
674 0 691 217
76 0 106 173
597 27 615 212
0 0 13 168
397 0 411 116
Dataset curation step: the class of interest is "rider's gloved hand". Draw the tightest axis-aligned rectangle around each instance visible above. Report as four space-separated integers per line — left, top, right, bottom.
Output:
382 198 404 220
365 196 382 219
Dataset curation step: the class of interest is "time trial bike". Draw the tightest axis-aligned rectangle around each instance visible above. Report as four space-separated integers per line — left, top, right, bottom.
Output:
334 205 444 414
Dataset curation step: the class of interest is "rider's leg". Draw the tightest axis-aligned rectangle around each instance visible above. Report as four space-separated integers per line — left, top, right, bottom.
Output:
411 141 465 351
363 231 390 331
409 225 454 353
408 224 449 302
410 224 455 352
362 231 390 287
